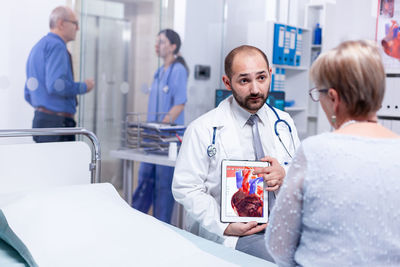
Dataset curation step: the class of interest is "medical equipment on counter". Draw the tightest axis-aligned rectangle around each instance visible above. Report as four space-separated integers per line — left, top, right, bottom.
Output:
123 112 184 155
168 142 178 160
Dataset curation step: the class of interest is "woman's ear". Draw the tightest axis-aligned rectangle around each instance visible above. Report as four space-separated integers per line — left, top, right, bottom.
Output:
170 44 177 54
328 88 340 113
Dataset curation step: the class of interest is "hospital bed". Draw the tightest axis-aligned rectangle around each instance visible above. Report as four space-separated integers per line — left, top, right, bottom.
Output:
0 128 275 267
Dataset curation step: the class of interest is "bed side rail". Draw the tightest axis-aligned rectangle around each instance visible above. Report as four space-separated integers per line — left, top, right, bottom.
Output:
0 128 101 183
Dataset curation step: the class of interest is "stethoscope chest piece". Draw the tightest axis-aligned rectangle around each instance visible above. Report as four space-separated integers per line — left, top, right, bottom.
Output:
207 126 217 157
156 63 174 94
207 144 216 157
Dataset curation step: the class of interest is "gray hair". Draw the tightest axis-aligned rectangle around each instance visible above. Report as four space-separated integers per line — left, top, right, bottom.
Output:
49 6 70 29
310 40 385 117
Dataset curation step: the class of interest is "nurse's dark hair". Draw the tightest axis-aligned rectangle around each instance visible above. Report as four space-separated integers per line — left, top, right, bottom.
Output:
224 45 270 80
159 29 189 76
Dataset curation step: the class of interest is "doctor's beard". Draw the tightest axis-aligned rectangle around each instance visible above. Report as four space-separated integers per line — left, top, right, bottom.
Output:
231 88 268 113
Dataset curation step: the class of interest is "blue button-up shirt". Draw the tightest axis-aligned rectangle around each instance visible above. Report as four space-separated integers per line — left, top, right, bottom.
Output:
24 32 87 114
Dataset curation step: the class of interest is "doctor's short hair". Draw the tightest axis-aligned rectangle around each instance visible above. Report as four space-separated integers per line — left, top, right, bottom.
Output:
49 6 71 29
310 40 385 117
224 45 270 80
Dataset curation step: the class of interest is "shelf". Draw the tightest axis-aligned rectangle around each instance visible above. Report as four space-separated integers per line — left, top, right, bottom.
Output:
285 107 307 112
273 64 308 71
307 115 318 119
246 21 311 136
308 4 323 9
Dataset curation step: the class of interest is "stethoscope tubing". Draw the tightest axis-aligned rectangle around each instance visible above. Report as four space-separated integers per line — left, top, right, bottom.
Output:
154 63 176 116
208 104 295 158
155 62 176 88
266 103 296 158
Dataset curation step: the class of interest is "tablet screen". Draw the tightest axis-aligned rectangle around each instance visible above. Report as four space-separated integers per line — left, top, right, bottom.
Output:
221 160 269 223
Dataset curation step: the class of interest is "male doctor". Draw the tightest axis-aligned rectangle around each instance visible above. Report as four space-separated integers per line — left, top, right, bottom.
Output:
172 45 300 261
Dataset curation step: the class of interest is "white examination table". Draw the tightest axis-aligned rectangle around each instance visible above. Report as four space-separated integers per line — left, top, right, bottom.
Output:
0 128 275 267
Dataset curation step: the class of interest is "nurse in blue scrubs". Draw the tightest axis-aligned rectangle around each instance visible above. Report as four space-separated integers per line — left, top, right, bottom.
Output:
132 29 189 223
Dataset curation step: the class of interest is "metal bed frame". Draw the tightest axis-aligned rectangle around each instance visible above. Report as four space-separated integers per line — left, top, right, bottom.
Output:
0 128 101 183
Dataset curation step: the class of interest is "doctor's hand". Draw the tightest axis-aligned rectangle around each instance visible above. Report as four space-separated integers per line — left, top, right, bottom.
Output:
253 156 285 191
224 222 267 236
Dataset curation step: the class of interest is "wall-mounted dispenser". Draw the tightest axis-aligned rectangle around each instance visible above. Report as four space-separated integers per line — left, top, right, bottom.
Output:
194 65 211 80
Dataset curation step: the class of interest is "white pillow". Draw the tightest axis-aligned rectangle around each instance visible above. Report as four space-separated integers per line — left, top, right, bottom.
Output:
0 183 236 267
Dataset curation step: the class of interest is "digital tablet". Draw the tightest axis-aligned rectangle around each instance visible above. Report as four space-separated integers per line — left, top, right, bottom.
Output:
221 160 270 223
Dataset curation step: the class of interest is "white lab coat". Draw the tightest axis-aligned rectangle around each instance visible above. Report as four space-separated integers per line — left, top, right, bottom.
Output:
172 96 300 248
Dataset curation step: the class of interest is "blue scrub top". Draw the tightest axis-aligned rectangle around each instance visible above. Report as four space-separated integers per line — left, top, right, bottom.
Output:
147 62 188 125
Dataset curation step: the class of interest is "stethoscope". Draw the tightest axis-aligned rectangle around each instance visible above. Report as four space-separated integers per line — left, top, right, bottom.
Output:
207 104 296 158
207 127 217 157
155 62 176 94
152 63 176 116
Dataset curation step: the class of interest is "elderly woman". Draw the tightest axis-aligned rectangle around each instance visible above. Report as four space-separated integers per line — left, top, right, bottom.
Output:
265 40 400 266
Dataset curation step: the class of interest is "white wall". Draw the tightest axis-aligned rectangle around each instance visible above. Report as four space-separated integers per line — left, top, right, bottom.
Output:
180 0 225 124
314 0 379 133
181 0 313 125
182 0 380 134
328 0 377 44
182 0 280 124
0 1 66 139
223 0 269 54
0 0 382 134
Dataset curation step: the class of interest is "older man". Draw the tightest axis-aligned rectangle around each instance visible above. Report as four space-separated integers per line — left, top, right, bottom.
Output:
172 45 300 261
24 6 94 142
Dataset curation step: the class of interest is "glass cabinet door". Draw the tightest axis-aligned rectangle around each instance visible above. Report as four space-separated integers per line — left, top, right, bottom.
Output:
77 0 171 187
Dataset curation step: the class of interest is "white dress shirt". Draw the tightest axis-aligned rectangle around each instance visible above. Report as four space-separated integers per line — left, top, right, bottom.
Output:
230 98 276 160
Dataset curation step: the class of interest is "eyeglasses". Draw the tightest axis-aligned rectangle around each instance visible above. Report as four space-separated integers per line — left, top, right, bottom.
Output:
309 87 329 102
64 19 79 28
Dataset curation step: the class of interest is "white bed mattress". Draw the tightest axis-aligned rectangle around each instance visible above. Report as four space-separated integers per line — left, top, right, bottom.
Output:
0 137 275 266
0 183 275 267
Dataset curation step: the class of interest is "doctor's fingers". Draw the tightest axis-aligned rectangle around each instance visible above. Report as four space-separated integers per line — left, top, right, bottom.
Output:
253 166 272 176
242 223 267 236
264 174 283 186
225 222 257 236
264 178 282 188
265 181 280 191
263 170 283 181
268 164 286 180
260 156 280 165
238 221 257 234
253 163 284 176
257 167 284 182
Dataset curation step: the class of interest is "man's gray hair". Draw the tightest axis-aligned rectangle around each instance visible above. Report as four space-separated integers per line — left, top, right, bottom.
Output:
49 6 70 29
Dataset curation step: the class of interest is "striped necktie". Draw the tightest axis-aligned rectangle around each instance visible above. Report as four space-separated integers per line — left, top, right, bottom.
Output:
247 114 275 215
